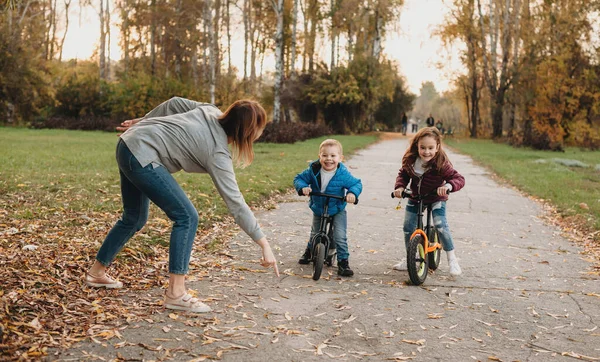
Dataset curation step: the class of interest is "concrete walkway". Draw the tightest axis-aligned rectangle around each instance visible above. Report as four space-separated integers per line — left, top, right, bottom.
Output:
61 138 600 361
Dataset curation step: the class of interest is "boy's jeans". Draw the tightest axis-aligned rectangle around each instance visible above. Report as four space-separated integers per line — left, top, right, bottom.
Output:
307 209 349 261
403 200 455 252
96 140 198 274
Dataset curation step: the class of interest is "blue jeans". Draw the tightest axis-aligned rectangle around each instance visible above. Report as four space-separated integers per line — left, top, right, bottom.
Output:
96 140 198 274
403 200 455 252
307 209 349 261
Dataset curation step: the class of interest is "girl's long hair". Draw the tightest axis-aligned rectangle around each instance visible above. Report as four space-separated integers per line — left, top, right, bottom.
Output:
402 127 451 171
219 100 269 167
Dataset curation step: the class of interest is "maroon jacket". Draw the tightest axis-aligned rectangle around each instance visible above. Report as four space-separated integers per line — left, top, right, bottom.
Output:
395 161 465 203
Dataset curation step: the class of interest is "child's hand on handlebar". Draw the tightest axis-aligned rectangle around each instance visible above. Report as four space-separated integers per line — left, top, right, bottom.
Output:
437 185 450 196
393 188 404 198
302 187 312 196
345 193 356 204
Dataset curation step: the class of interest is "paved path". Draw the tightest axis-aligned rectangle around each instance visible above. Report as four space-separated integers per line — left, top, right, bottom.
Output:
61 138 600 361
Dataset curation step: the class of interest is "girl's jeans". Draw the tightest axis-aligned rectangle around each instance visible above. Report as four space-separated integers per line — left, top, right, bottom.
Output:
307 209 349 261
403 200 455 252
96 140 198 274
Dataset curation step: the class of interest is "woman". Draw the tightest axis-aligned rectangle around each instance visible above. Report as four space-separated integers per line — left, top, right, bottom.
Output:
85 97 279 313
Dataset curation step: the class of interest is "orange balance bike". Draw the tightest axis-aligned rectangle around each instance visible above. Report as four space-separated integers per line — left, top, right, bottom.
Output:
391 189 444 285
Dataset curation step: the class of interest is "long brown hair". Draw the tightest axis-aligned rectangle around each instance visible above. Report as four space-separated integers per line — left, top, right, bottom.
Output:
219 100 269 167
402 127 451 171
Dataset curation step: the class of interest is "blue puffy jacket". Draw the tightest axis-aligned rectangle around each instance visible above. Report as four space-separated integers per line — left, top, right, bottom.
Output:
294 161 363 216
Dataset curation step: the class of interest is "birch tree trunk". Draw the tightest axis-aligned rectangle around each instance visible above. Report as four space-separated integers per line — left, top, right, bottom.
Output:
243 0 248 82
330 0 336 69
58 0 71 62
205 0 215 103
226 0 232 75
290 0 298 76
272 0 284 123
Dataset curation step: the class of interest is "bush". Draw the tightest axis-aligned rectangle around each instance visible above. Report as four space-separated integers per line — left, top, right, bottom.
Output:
256 121 331 143
30 115 118 132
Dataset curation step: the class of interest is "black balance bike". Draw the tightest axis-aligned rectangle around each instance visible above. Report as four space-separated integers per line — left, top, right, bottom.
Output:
303 191 358 281
391 189 444 285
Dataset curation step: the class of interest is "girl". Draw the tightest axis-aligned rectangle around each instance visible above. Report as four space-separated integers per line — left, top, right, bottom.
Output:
392 127 465 276
85 97 279 313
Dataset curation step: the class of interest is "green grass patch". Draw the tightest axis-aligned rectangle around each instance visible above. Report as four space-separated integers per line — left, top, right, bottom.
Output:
0 127 377 229
446 138 600 233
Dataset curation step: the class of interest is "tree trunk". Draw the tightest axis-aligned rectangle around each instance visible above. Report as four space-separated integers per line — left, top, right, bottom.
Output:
150 0 156 76
214 0 221 80
372 7 382 59
207 0 216 103
121 0 129 75
58 0 71 62
272 0 284 123
105 0 111 79
99 0 106 79
330 0 336 69
308 0 317 73
226 0 232 75
290 0 298 76
243 0 248 82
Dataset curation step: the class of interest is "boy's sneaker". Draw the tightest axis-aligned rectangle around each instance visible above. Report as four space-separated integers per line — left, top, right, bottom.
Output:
337 259 354 277
298 247 312 264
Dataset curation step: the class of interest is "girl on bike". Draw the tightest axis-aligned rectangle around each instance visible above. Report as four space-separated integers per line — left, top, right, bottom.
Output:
392 127 465 276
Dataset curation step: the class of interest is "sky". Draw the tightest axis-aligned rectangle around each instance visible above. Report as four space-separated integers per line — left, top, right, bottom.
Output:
61 0 462 95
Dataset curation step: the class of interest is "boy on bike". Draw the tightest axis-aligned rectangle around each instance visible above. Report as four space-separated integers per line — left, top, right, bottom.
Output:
293 139 362 277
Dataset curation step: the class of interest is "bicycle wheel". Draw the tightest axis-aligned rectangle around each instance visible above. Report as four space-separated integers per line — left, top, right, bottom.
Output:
407 234 428 285
427 226 442 270
312 242 326 281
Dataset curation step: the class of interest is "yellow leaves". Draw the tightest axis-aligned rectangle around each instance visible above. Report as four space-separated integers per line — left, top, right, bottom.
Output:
427 313 444 319
401 339 426 346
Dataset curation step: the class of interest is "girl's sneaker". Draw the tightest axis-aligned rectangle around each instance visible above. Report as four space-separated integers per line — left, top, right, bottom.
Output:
165 292 212 313
392 260 407 271
448 259 462 276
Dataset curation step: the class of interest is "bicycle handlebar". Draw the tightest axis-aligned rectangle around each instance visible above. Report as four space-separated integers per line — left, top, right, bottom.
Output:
390 189 450 199
304 191 359 205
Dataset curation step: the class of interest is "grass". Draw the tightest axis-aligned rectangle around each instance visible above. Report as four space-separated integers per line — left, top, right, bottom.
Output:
446 138 600 235
0 127 378 230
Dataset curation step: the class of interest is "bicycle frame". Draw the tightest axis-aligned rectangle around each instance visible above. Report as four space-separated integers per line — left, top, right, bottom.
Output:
303 191 358 280
310 192 343 256
410 199 439 255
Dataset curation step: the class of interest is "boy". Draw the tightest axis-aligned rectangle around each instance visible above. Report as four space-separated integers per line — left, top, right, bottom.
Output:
293 139 362 276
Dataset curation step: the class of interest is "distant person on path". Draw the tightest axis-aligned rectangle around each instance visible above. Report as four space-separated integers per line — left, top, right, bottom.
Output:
409 117 418 133
426 114 435 128
401 112 408 135
392 127 465 276
85 97 279 313
294 139 363 277
436 119 445 134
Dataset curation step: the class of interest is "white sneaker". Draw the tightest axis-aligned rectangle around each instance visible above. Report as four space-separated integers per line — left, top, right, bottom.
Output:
448 258 462 276
392 260 407 271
